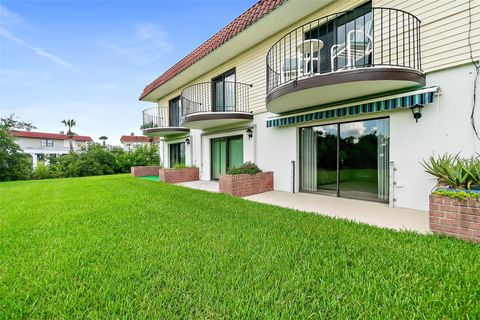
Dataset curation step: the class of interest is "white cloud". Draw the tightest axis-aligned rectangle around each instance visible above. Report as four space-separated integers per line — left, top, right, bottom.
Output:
0 5 79 72
98 22 173 65
0 4 22 25
341 122 367 137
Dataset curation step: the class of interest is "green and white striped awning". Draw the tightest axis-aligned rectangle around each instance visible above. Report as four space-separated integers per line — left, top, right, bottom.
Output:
266 86 438 128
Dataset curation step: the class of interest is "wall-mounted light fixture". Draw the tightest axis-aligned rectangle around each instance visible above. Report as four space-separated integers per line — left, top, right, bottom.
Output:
246 128 253 139
185 137 191 145
410 104 424 123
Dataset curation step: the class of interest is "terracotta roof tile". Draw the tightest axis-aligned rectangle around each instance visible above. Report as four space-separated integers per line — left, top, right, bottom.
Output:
139 0 285 100
11 131 93 142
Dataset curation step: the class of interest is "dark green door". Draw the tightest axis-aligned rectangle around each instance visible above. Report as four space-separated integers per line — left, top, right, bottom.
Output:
211 136 243 180
212 139 227 180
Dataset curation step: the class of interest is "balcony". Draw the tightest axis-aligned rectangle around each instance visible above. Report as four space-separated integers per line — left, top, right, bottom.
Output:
266 7 425 113
141 107 190 137
180 82 253 130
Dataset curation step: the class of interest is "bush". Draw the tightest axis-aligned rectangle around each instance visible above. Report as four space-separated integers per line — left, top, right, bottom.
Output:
32 162 52 180
432 189 479 200
172 163 195 169
422 153 480 189
33 143 160 179
117 145 160 172
0 129 32 181
227 162 262 175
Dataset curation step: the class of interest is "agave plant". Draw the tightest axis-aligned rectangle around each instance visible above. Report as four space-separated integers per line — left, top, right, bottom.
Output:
422 153 480 189
462 154 480 189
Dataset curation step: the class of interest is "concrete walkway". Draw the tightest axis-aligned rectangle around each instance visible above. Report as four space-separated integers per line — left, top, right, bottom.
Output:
245 191 430 233
174 181 429 234
175 180 219 192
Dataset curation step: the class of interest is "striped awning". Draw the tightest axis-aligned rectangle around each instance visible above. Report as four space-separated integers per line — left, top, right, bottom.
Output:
266 86 438 128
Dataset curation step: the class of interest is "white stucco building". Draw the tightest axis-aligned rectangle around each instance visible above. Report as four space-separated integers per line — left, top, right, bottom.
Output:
11 131 93 167
120 135 158 151
138 0 480 211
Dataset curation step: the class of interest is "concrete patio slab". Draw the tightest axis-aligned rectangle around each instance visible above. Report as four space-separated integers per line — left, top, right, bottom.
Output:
175 180 219 193
244 191 430 233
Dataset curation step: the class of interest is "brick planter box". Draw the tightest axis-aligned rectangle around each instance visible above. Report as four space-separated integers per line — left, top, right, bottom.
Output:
219 172 274 197
429 194 480 242
131 166 162 177
159 167 199 183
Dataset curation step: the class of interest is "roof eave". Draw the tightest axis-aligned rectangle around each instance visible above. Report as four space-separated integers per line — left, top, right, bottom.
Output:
139 0 336 102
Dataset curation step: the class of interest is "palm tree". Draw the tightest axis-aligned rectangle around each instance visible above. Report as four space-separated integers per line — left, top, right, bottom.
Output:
99 136 108 146
61 119 76 152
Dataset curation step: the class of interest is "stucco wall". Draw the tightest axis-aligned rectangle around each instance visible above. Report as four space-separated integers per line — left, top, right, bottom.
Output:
15 137 84 153
390 63 480 210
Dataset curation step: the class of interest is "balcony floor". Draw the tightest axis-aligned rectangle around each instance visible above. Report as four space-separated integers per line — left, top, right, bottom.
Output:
182 112 253 130
143 127 190 137
266 66 425 113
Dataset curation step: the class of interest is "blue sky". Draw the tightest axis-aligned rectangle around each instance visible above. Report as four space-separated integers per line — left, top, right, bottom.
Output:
0 0 256 145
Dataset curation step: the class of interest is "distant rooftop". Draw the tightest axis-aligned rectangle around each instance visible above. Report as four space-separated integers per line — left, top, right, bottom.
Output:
11 131 93 142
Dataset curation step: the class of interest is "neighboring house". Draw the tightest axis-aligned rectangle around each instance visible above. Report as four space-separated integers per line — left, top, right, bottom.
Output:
120 135 157 151
139 0 480 211
11 131 93 167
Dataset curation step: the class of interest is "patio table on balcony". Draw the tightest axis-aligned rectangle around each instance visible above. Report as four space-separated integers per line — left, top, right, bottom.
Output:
297 39 324 75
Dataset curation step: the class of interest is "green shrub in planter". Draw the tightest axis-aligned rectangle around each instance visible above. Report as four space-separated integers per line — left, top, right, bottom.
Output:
227 162 262 175
172 163 195 169
432 189 479 200
140 122 155 130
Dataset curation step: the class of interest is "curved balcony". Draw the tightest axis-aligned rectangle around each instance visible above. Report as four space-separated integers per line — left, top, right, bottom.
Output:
141 107 189 137
266 7 425 113
180 81 253 130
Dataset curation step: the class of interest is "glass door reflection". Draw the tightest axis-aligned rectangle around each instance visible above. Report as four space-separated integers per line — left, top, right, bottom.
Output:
339 119 389 200
300 118 389 202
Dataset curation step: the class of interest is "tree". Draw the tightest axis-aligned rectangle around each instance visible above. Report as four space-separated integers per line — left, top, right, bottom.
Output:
61 119 76 152
0 114 36 181
0 114 36 131
99 136 108 146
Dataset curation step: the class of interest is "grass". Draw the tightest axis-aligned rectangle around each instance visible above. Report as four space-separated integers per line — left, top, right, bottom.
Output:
0 174 479 318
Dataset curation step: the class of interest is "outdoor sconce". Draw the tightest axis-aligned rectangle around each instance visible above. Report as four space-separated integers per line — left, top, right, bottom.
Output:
185 137 190 145
410 104 424 123
246 128 253 139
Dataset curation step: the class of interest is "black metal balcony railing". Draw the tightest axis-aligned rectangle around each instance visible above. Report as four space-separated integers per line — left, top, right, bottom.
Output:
141 107 170 130
180 81 252 117
266 7 422 94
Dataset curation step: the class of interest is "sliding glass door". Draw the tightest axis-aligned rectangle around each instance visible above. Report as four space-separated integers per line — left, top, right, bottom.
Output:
169 142 185 168
212 69 236 112
169 97 181 127
212 139 227 180
300 118 389 202
304 2 372 72
301 124 338 194
211 136 243 180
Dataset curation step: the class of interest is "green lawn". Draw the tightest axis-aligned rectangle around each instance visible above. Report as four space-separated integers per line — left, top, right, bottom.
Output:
0 175 479 318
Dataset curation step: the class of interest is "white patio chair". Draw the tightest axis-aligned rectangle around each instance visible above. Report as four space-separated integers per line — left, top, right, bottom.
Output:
331 20 373 70
282 57 304 82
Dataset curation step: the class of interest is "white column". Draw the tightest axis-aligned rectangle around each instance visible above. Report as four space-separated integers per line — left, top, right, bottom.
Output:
31 153 38 168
